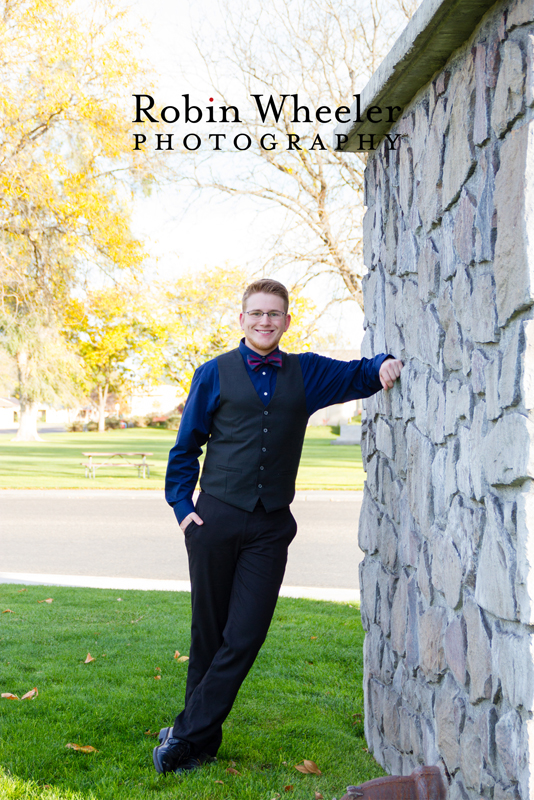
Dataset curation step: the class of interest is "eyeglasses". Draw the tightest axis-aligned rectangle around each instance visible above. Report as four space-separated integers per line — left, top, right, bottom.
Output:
245 310 286 319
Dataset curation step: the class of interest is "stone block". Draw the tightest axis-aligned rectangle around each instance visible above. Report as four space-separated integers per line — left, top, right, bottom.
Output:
438 285 463 372
415 305 444 373
456 425 473 497
406 423 434 528
453 190 476 265
448 781 469 800
442 65 476 210
378 514 398 571
444 438 459 502
397 228 418 277
382 686 401 749
435 673 465 772
444 615 467 687
457 383 473 422
421 716 440 765
381 640 395 685
491 40 525 138
471 272 498 343
431 448 447 521
494 123 534 326
452 267 473 337
499 319 524 409
413 370 429 434
419 606 447 681
495 710 522 782
484 413 534 485
417 541 433 605
358 488 380 555
445 379 461 435
493 784 521 800
470 400 487 502
528 34 534 107
365 623 385 679
471 349 488 394
378 567 396 637
460 718 483 791
474 44 489 145
475 494 517 620
360 558 380 630
398 489 421 567
427 379 445 444
431 533 463 609
508 0 534 28
418 239 439 302
405 574 420 672
523 318 534 410
494 627 534 709
394 422 408 478
376 418 394 459
463 596 492 702
475 148 496 263
391 571 408 655
485 355 501 420
440 212 458 280
398 144 413 218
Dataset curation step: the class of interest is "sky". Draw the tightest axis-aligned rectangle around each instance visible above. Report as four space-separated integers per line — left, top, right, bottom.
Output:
126 0 370 348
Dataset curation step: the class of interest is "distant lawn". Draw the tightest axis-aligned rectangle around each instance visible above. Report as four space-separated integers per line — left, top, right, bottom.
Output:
0 584 383 800
0 426 364 490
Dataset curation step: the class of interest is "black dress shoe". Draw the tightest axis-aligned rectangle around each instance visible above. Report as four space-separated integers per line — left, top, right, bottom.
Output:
158 727 217 765
153 727 192 774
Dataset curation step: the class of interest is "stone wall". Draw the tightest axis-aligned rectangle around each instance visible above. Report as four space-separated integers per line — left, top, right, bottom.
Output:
359 1 534 798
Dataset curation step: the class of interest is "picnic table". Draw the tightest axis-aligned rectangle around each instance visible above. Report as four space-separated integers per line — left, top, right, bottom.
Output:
81 452 154 479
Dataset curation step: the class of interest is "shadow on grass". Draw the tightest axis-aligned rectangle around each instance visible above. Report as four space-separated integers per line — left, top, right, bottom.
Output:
0 586 384 800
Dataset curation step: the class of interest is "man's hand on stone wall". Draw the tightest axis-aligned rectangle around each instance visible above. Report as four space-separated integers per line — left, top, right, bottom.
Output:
379 358 403 391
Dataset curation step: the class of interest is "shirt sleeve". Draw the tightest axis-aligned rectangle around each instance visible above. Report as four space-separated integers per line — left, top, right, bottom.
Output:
298 352 392 417
164 360 220 524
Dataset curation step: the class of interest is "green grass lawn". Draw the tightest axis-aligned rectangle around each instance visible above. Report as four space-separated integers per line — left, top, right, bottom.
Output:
0 427 365 490
0 585 383 800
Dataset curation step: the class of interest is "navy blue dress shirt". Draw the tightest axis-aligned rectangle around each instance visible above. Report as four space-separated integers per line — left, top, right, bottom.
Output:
165 339 391 523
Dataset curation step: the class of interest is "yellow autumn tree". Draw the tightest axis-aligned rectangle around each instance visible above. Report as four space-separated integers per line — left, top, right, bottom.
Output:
0 0 162 440
154 267 326 394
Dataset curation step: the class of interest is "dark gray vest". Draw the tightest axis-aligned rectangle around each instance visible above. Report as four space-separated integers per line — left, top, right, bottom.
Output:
200 348 308 512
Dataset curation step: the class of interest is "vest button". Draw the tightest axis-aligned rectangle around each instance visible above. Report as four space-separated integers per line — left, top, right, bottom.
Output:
260 466 264 470
263 428 268 433
262 447 266 452
258 483 262 488
263 410 269 415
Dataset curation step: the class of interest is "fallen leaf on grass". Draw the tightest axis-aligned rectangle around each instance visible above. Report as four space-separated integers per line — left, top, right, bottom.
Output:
17 589 27 593
215 780 225 785
294 760 322 775
154 675 161 680
283 785 294 792
84 653 95 663
174 650 180 658
271 794 281 800
38 598 53 604
310 636 317 640
315 792 324 799
226 767 240 775
21 687 38 700
229 760 237 767
130 616 144 624
1 693 19 700
3 609 14 613
66 743 98 753
176 655 189 662
144 730 159 737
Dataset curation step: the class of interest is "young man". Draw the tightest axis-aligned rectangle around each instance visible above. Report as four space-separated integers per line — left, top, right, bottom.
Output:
157 278 402 775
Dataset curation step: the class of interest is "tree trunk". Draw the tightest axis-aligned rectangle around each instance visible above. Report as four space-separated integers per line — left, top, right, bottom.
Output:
98 384 109 432
12 400 44 442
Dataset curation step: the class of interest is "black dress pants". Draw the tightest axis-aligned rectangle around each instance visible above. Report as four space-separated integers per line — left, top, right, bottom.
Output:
171 492 297 755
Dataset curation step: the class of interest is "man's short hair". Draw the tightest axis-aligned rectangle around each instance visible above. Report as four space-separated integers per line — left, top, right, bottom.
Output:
242 279 289 312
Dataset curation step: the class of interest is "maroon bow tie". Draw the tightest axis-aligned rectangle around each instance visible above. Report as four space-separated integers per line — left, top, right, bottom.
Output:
247 353 283 371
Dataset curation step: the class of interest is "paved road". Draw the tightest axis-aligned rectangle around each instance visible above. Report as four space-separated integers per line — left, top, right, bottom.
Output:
0 490 363 596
